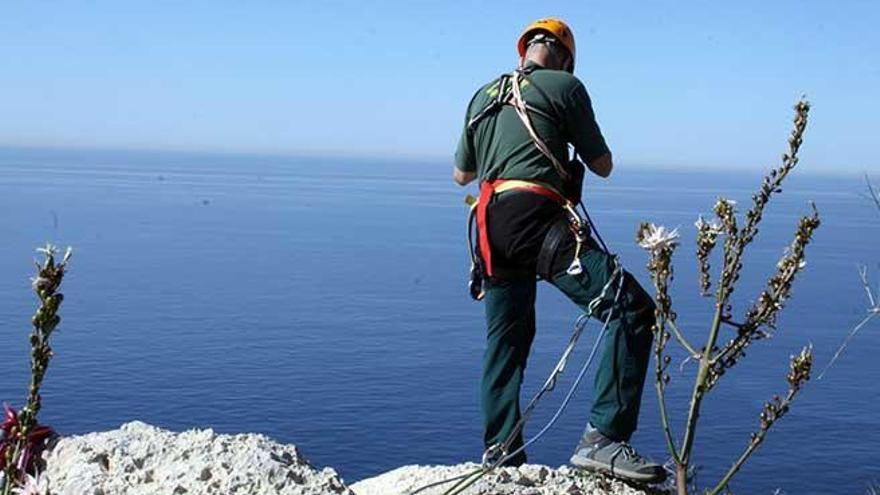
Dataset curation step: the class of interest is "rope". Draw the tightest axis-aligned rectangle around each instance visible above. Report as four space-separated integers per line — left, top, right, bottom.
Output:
580 200 610 254
509 70 571 181
408 258 625 495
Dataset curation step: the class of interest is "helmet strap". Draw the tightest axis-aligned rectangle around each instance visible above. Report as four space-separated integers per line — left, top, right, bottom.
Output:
524 33 572 72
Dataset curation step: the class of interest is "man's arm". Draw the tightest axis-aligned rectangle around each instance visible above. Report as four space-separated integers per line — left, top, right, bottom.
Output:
454 100 478 185
453 88 485 186
586 152 613 178
453 167 477 186
565 81 612 178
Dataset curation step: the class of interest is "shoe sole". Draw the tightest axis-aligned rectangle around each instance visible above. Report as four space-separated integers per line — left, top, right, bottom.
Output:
569 454 666 484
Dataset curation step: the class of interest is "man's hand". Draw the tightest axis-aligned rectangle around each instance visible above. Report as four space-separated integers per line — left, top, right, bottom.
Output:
586 152 613 178
453 167 476 186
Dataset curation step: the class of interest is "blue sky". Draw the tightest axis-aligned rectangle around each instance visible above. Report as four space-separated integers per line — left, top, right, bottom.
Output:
0 1 877 172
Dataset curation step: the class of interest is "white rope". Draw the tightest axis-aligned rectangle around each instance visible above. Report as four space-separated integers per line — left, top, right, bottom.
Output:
494 258 622 456
509 71 570 181
408 258 625 495
484 259 624 466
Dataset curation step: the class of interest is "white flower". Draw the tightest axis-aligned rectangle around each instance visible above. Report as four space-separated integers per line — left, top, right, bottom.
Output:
695 215 723 234
35 244 58 257
12 471 49 495
638 223 680 251
61 246 73 264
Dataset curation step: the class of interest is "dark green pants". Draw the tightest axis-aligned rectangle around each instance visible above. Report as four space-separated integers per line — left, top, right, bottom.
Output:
480 242 655 465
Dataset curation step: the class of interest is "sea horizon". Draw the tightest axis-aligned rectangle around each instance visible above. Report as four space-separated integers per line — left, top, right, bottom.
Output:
0 144 872 179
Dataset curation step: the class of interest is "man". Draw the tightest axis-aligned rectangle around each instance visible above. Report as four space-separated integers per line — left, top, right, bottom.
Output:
453 18 665 483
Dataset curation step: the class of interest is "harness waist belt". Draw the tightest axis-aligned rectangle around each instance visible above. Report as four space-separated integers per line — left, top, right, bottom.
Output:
476 179 568 277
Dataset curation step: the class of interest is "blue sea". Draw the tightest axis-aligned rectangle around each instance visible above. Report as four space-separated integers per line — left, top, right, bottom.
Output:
1 147 878 494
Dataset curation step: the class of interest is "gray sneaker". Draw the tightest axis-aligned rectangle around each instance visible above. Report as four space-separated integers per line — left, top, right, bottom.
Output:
569 426 666 484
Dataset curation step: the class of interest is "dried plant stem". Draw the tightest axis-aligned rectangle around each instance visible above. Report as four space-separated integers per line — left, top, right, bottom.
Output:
859 265 878 308
817 177 880 379
711 207 821 374
666 320 699 357
707 389 795 495
680 102 812 489
653 312 681 464
713 424 770 493
655 380 680 463
637 99 815 495
676 296 725 495
708 345 812 494
637 223 683 466
819 311 877 380
723 100 810 302
866 173 880 218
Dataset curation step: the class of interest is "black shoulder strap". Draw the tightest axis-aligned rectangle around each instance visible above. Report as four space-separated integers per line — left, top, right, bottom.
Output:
466 71 564 136
466 74 510 136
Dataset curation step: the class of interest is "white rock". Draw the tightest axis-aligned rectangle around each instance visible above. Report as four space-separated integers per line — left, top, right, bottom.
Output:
42 422 648 495
350 463 647 495
45 421 353 495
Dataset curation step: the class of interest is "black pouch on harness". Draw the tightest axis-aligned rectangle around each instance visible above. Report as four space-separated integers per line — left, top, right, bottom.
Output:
561 156 586 204
536 216 572 280
469 255 486 301
467 206 487 301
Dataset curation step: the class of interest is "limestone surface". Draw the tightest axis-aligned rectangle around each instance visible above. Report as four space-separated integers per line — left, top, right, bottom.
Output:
42 422 648 495
351 463 648 495
45 421 353 495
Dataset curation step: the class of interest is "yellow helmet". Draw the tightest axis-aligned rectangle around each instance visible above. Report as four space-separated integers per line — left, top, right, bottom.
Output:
517 17 576 71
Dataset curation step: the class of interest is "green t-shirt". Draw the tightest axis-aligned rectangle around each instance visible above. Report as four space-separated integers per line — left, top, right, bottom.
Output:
454 63 609 194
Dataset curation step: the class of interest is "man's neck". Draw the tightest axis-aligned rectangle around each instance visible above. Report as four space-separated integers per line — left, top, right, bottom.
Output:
524 56 549 69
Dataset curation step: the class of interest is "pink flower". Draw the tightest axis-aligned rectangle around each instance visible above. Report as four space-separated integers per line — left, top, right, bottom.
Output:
0 406 54 479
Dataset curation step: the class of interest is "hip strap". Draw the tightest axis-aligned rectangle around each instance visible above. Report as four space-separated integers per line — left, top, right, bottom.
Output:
476 179 568 277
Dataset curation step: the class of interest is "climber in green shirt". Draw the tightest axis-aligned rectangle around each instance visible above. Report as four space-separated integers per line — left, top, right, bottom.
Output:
452 17 666 484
